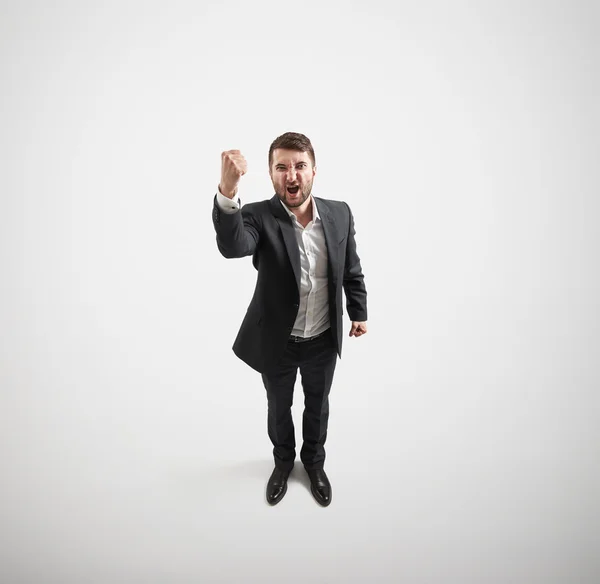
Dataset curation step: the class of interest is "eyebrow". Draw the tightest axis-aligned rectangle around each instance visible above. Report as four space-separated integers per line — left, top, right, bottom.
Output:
274 161 307 167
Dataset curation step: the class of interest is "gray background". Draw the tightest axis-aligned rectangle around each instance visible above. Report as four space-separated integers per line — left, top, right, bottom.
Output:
1 0 598 582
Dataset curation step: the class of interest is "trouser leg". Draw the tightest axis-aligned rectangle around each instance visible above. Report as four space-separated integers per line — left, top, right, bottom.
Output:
261 347 299 472
299 330 338 470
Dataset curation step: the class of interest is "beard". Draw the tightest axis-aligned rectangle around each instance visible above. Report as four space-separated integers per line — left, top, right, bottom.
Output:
275 180 313 208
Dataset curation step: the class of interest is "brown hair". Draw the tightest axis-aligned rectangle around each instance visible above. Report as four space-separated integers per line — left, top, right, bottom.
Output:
268 132 316 169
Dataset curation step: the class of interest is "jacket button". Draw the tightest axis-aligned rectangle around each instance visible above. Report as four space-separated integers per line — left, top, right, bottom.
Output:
293 304 299 309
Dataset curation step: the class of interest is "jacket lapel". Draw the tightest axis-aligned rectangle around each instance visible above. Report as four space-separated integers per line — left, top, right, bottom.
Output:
269 196 302 292
314 197 341 285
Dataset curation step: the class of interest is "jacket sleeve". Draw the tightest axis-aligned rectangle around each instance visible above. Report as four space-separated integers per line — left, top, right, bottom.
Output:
212 195 261 259
343 202 368 322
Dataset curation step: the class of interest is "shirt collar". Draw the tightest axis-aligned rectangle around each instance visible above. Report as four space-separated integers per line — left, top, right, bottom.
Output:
279 195 320 223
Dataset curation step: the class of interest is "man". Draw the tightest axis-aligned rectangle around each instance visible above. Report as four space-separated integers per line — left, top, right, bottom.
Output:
211 132 367 507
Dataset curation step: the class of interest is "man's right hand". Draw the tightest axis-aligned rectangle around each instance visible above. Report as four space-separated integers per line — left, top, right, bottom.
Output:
219 150 247 199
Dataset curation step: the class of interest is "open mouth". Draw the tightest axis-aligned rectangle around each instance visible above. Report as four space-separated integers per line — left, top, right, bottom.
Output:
287 186 300 195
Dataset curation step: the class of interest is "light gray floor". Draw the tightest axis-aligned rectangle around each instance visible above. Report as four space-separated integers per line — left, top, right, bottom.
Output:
1 346 598 583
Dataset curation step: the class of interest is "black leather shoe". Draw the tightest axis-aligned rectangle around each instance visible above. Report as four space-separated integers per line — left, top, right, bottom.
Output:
306 468 332 506
266 467 290 505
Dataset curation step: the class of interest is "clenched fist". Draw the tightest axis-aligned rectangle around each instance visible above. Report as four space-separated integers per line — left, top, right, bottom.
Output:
219 150 248 199
349 321 367 337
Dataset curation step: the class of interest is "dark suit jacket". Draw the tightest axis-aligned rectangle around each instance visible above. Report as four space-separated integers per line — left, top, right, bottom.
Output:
212 194 367 373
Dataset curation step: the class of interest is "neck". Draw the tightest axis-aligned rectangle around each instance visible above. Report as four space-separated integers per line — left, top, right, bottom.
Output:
287 195 313 220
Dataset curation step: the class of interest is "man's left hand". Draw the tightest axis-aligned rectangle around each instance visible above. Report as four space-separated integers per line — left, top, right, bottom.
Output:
349 321 367 337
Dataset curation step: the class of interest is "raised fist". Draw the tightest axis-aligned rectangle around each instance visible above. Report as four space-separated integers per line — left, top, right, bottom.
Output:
219 150 247 199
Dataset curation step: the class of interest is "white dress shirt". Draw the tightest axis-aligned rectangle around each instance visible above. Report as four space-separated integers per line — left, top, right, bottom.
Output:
216 188 330 338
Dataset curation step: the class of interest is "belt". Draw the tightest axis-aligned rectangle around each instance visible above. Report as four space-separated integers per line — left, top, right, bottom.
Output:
289 329 329 343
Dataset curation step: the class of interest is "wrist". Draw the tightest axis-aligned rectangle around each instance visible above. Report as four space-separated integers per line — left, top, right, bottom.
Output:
218 184 237 199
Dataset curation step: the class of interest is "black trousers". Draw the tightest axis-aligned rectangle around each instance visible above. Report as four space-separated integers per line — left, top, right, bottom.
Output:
261 327 338 472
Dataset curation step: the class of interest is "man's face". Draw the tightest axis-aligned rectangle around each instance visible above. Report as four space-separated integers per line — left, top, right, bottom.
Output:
269 148 316 208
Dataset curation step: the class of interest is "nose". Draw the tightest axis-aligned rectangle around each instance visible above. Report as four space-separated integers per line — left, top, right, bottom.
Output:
286 168 297 183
